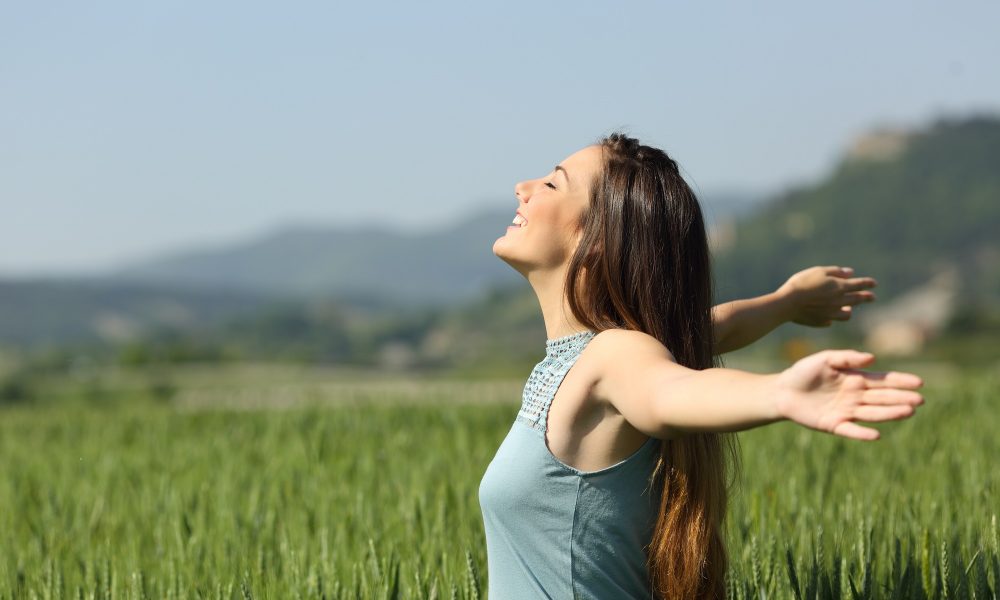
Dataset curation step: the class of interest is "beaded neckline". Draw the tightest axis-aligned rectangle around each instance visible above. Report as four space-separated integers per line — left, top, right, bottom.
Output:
544 330 597 356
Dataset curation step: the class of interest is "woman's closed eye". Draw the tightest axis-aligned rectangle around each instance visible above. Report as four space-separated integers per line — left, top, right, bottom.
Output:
545 181 557 189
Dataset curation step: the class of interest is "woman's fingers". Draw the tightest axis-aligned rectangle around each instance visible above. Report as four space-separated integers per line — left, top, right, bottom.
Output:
846 369 924 389
831 307 852 321
823 349 877 370
840 291 876 305
853 404 916 422
797 344 924 442
860 388 924 405
823 353 924 390
831 421 881 441
822 265 852 276
842 277 878 291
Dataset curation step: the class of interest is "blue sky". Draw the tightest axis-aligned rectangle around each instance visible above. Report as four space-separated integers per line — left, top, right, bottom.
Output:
2 1 998 275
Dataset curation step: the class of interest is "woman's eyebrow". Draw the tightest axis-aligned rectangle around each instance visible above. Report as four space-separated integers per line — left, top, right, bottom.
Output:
554 165 570 189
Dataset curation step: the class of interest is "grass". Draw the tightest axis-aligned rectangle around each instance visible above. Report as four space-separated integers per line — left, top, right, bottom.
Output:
0 366 997 598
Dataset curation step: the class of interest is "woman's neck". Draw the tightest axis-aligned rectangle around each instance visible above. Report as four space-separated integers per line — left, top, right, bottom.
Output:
526 267 592 340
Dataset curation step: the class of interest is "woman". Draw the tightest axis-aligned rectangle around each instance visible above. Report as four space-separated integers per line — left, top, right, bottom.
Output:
478 133 924 599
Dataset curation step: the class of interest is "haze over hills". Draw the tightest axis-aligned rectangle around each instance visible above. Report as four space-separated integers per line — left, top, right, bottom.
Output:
0 279 276 348
0 210 515 348
0 191 760 348
104 190 762 302
106 209 523 303
3 112 999 352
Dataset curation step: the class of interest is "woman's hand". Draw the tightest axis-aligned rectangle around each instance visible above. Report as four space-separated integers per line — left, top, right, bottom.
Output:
777 266 877 327
774 349 924 440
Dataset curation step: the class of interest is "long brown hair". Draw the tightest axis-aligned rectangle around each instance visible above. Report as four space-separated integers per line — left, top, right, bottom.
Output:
565 132 740 599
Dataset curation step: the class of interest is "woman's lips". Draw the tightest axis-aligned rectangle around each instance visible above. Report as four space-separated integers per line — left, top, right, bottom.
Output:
509 212 527 229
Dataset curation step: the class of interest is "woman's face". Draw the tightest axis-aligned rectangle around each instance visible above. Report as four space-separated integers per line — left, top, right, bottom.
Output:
493 144 604 275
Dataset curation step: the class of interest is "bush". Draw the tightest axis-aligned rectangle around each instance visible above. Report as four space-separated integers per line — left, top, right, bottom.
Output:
0 372 34 406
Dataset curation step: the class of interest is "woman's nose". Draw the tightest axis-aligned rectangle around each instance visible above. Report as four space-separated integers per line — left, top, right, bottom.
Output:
514 180 529 202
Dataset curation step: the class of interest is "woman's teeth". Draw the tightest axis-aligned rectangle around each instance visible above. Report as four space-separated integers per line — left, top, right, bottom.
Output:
512 214 526 227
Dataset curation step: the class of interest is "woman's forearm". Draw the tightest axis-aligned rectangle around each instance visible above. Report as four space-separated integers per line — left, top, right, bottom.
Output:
652 367 784 437
712 291 792 354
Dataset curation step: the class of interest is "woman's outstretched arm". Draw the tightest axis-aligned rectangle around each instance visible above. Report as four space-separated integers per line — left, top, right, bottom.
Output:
712 265 877 354
590 329 924 442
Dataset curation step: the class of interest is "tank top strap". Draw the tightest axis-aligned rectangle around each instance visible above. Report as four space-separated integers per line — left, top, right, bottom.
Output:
516 330 597 433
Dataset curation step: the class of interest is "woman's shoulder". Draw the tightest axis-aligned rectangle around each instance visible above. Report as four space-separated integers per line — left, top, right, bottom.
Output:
585 328 684 431
588 328 676 363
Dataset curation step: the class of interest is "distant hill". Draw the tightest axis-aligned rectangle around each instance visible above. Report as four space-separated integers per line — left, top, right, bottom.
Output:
713 115 1000 308
0 193 758 349
105 193 760 303
107 209 522 304
14 109 1000 357
0 279 275 349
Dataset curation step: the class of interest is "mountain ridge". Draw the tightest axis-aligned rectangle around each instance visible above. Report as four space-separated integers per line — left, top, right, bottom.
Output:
4 112 997 353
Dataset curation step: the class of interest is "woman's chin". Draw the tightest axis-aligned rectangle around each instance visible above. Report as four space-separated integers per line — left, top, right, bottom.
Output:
492 235 512 259
492 237 529 274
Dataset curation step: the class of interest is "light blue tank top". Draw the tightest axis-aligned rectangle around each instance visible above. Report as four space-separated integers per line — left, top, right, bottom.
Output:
478 330 662 599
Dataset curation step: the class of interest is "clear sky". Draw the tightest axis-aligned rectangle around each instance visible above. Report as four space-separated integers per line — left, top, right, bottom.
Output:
2 1 998 276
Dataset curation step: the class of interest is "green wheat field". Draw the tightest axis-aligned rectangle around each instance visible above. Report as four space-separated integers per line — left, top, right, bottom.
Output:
0 363 997 599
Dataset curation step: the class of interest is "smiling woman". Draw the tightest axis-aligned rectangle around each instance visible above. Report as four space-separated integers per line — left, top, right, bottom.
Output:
492 146 602 278
478 132 923 599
